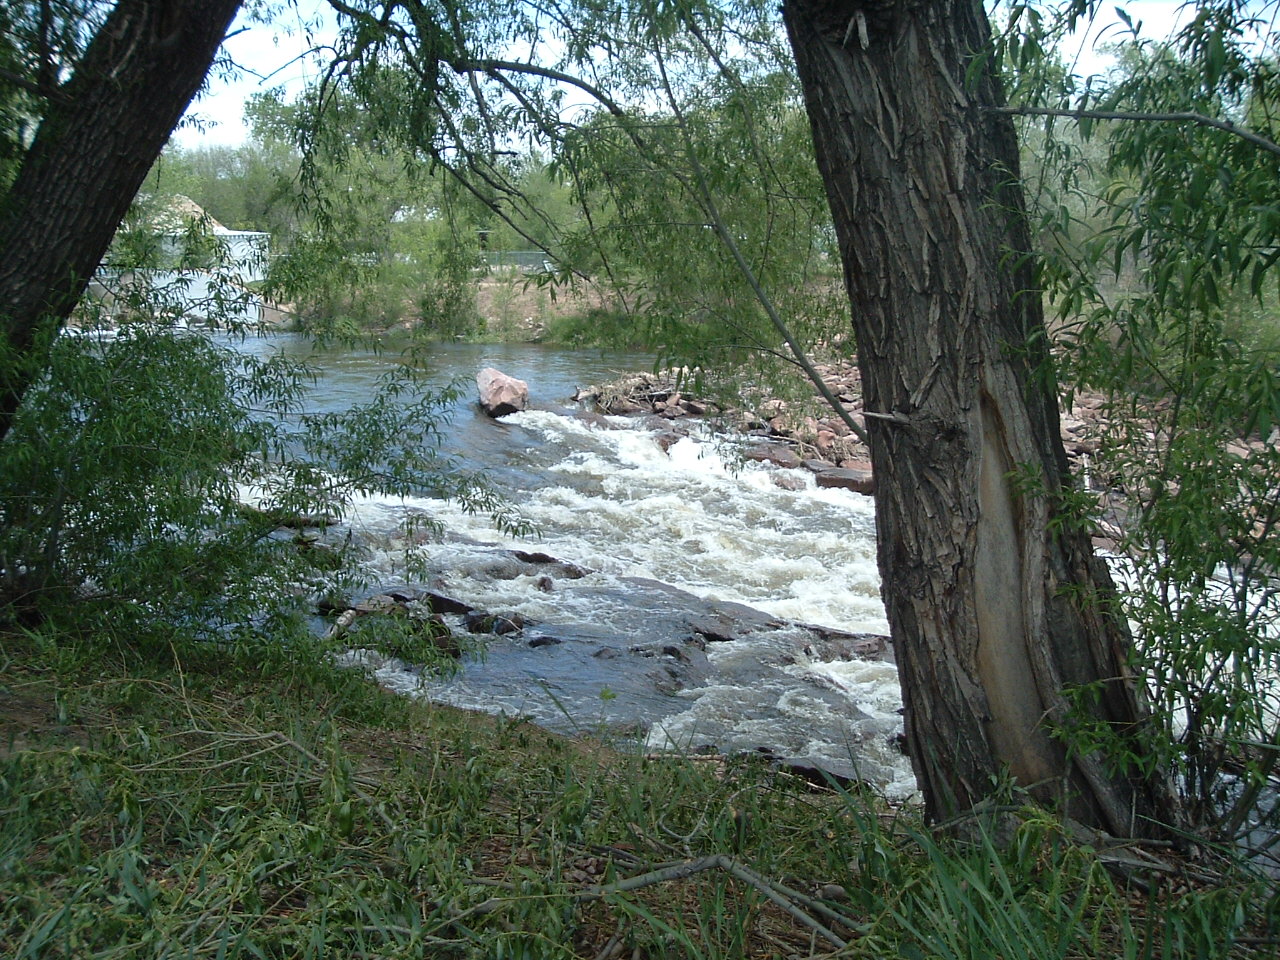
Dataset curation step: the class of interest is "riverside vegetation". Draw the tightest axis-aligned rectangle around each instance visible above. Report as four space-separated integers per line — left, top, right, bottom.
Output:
3 627 1277 959
5 0 1280 955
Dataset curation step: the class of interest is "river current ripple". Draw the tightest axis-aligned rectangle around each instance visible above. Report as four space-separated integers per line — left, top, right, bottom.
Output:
249 335 916 799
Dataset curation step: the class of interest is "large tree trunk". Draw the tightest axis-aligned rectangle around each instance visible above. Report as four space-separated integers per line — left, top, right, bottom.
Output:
782 0 1175 836
0 0 243 440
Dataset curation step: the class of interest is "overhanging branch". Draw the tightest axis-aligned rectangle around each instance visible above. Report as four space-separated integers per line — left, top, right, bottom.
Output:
653 47 871 445
990 105 1280 159
448 57 631 120
0 65 69 104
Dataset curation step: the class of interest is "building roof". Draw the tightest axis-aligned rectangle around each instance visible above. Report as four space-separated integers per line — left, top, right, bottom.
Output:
148 195 268 238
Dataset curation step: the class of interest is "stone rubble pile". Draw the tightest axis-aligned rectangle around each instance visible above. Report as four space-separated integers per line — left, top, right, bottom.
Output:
575 359 1278 514
574 363 876 494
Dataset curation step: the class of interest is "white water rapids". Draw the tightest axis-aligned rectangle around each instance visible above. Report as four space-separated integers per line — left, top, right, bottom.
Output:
254 336 917 798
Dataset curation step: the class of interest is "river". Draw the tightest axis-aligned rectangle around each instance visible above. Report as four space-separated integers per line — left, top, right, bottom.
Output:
243 334 915 799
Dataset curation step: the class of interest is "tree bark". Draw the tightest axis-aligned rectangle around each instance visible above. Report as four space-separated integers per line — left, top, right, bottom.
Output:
782 0 1176 836
0 0 243 440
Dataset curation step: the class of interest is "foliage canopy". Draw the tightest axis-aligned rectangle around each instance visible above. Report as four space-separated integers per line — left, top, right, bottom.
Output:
3 0 1280 849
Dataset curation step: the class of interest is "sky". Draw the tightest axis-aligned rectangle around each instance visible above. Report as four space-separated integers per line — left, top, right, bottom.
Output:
172 3 337 150
172 1 1194 152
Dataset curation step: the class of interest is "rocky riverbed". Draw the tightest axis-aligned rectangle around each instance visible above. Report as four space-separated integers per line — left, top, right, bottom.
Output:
293 342 1273 794
574 358 1279 551
572 359 1124 496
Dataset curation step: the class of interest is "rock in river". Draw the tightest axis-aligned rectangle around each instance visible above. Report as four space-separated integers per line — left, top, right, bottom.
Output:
477 367 529 417
815 466 875 496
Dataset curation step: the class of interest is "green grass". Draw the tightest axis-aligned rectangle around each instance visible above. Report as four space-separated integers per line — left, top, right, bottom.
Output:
542 306 648 349
0 628 1275 958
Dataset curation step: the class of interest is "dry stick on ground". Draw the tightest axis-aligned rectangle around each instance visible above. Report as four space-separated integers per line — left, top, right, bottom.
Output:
458 854 863 950
591 917 629 960
580 855 861 950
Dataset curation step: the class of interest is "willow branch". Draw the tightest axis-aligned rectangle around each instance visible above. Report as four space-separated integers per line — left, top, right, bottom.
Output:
653 50 870 445
559 151 635 313
432 114 586 280
445 57 630 120
990 106 1280 159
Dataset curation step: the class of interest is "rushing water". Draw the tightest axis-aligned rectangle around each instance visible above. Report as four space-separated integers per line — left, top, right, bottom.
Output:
244 334 916 798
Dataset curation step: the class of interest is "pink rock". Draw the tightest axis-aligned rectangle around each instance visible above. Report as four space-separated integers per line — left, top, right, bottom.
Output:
839 458 874 472
744 443 803 469
476 367 529 418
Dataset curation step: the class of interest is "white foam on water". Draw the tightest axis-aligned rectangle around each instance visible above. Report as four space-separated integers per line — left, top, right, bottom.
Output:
799 657 904 727
338 407 912 793
412 414 885 629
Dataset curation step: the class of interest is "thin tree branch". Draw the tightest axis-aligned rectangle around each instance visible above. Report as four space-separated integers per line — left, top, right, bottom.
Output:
448 852 858 949
575 854 854 949
0 65 69 103
558 150 635 314
317 2 860 431
653 49 870 445
990 106 1280 159
450 58 630 120
37 0 55 96
430 118 588 280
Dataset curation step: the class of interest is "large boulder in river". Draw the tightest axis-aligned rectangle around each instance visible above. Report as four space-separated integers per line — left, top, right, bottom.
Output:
815 466 875 496
477 367 529 417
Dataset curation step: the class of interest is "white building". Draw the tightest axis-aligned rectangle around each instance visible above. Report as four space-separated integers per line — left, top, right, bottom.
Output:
89 196 270 327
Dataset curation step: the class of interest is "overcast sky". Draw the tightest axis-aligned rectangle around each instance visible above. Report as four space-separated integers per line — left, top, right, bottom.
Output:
171 1 1192 152
172 2 336 150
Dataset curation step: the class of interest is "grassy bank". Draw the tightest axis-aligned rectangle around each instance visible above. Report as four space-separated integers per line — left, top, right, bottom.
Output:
0 629 1274 958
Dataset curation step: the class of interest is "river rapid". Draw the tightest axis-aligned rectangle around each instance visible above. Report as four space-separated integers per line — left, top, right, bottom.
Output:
246 334 916 799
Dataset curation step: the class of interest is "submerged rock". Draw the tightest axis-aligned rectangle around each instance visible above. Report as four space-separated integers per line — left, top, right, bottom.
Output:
464 611 526 635
509 549 589 579
423 590 474 616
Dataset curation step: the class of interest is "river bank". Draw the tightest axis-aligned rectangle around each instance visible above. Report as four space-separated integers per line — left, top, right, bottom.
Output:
2 628 1268 958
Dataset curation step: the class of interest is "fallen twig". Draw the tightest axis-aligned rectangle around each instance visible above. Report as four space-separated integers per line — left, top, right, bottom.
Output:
575 854 858 950
448 853 859 949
